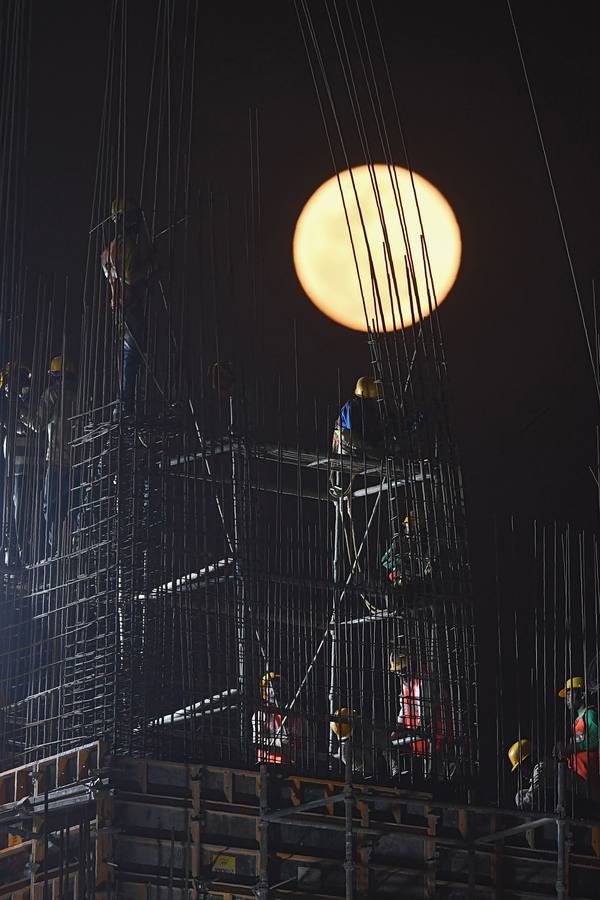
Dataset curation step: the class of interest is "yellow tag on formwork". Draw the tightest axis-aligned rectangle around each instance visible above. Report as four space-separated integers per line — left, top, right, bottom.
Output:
212 853 236 874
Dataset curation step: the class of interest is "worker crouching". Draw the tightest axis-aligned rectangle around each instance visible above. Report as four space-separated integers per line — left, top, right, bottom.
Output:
508 739 557 813
331 708 387 778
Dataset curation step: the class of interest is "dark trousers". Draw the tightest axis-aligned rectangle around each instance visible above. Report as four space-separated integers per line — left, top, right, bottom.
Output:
4 466 40 564
3 468 24 564
122 336 141 411
120 294 146 413
43 462 70 554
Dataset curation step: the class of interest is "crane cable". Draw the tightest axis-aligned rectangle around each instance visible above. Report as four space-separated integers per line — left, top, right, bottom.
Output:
506 0 600 407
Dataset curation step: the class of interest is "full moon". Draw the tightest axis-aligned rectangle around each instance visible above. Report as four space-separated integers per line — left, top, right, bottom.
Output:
292 164 461 332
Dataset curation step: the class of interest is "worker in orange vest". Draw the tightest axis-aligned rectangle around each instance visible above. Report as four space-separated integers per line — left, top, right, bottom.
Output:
557 676 600 804
387 646 450 781
251 672 295 765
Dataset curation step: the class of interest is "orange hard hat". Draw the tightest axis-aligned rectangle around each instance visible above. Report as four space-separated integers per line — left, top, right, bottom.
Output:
331 707 353 740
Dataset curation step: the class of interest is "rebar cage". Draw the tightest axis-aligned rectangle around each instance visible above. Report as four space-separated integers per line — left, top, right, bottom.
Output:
0 0 478 796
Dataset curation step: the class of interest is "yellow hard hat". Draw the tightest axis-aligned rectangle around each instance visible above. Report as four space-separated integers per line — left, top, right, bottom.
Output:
559 676 584 698
111 197 138 218
49 356 76 376
508 739 531 772
354 376 381 400
402 510 419 529
389 648 409 673
260 672 280 700
331 707 352 740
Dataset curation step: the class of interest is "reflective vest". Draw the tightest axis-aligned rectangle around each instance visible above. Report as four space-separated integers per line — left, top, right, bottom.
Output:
252 708 288 765
397 677 447 757
397 677 427 755
569 706 600 791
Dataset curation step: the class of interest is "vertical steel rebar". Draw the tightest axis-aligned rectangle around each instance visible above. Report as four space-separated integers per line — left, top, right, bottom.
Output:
344 737 354 900
556 759 567 900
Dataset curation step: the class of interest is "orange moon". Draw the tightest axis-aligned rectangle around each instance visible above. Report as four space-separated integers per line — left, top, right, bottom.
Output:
292 164 461 332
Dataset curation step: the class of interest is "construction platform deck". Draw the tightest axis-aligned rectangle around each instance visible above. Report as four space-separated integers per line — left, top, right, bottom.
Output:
0 743 599 898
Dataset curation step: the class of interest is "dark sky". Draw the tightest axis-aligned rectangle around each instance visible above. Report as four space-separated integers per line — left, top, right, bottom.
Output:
24 0 600 539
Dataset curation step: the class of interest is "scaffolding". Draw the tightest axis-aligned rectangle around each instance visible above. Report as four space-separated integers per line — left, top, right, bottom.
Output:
1 387 477 780
1 743 600 898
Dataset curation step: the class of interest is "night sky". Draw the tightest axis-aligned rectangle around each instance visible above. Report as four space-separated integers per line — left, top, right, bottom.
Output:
24 0 599 540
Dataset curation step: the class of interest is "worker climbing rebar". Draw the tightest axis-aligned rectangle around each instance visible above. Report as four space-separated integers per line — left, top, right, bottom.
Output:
101 197 155 419
381 509 433 590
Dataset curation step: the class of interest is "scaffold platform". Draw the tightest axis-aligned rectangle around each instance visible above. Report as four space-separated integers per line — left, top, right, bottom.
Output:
1 744 599 899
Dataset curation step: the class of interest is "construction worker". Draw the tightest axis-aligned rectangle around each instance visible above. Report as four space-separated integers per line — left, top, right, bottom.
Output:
251 672 295 765
331 707 385 777
332 375 424 457
22 357 77 555
509 739 557 812
387 645 448 781
557 676 600 803
0 363 36 562
381 509 432 589
101 197 155 417
332 376 384 462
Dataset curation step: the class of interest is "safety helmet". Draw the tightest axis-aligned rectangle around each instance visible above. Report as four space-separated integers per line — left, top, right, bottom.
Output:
402 510 420 533
508 738 531 772
389 648 409 673
354 376 382 400
111 197 138 219
331 707 353 740
111 197 141 233
260 671 280 699
559 676 584 698
49 356 76 376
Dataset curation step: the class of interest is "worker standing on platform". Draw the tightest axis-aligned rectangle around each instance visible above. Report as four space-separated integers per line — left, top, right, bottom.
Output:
252 672 295 765
101 198 155 418
557 677 600 804
386 645 447 781
23 356 77 555
332 375 384 462
330 374 385 506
